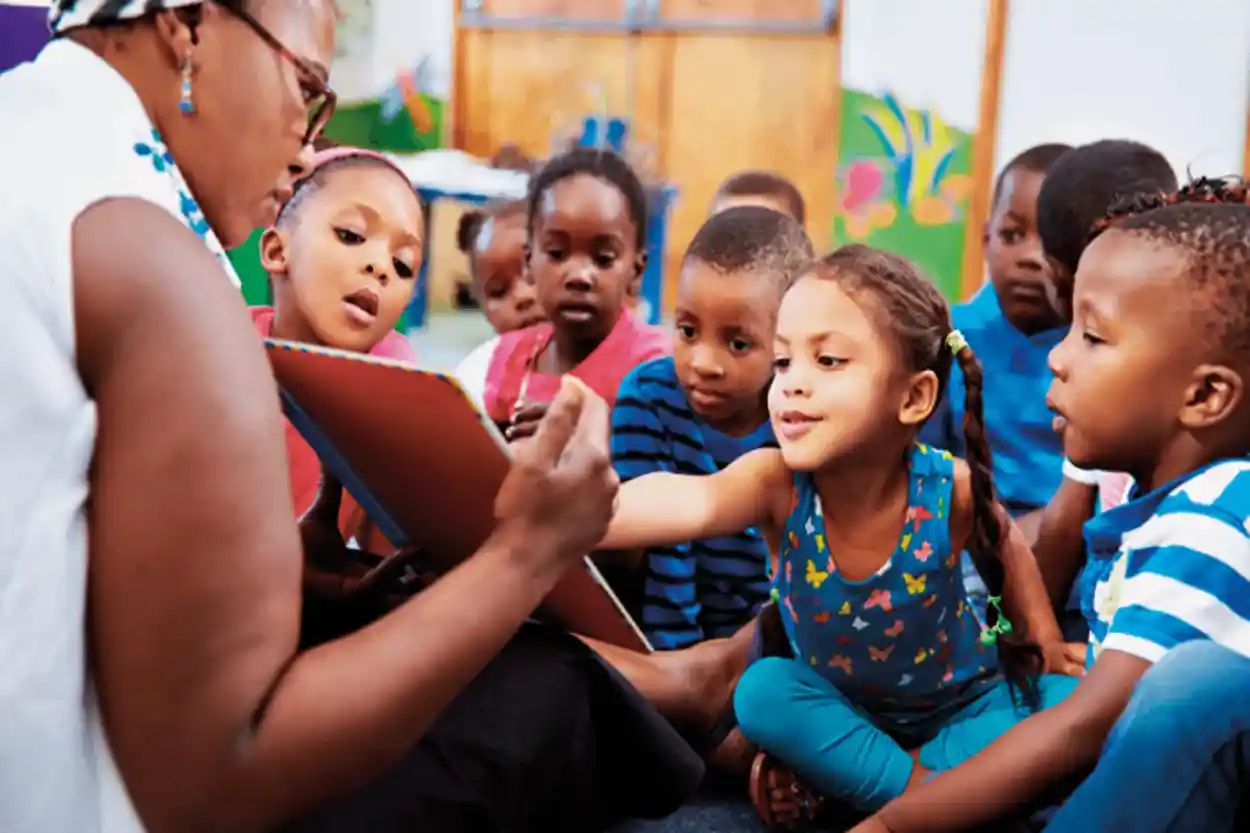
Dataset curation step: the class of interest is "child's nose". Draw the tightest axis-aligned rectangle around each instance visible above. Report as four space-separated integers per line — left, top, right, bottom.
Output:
1048 334 1069 380
690 345 723 378
363 261 389 285
1016 238 1046 272
513 280 538 307
564 262 596 292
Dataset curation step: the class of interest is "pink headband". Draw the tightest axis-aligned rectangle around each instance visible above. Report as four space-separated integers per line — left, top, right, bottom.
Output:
276 148 417 220
308 148 411 183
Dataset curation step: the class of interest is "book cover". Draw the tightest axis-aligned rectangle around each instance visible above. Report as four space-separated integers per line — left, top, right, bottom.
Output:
266 338 651 653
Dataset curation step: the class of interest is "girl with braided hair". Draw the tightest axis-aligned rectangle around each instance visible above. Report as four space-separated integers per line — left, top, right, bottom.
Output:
598 244 1077 828
855 178 1250 833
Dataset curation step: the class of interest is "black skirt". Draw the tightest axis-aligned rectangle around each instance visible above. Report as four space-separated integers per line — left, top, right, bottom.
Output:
284 603 704 833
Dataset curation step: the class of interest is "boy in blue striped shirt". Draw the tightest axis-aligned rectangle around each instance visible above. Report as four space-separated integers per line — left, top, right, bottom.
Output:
612 206 812 650
856 180 1250 833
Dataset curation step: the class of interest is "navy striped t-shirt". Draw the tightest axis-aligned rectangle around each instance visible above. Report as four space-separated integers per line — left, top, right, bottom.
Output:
611 357 775 650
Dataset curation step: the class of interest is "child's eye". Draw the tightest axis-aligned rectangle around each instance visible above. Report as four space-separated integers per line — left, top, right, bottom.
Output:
773 357 791 371
999 228 1023 245
544 248 567 262
1081 330 1104 347
335 228 364 245
676 324 696 341
817 355 845 368
393 258 414 279
594 253 618 268
730 337 752 353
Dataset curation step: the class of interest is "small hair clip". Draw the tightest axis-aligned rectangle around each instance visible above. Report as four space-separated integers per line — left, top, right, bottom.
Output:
979 595 1015 646
945 329 968 355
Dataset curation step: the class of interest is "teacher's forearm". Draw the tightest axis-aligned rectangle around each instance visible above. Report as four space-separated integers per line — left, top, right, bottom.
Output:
224 530 568 831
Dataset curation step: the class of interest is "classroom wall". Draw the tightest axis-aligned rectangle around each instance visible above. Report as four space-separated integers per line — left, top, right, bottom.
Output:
322 0 453 152
832 0 989 300
995 0 1250 182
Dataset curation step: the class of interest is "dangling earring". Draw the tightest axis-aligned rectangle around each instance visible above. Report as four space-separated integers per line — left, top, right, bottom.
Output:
179 58 195 115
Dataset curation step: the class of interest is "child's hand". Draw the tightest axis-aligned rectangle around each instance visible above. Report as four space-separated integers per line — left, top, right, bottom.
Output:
505 401 549 443
1041 640 1087 677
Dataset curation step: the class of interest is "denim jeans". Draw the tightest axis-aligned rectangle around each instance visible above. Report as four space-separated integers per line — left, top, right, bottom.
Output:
1046 641 1250 833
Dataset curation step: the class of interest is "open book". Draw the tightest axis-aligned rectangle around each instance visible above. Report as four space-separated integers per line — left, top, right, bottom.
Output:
265 338 651 653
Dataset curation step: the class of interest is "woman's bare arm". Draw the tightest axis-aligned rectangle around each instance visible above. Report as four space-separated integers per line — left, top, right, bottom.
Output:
76 199 614 833
598 448 789 551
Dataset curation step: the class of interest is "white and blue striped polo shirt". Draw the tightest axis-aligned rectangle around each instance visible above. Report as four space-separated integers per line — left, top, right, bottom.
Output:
1082 458 1250 667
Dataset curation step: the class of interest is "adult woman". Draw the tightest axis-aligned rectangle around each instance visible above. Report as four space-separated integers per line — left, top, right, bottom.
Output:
0 3 693 832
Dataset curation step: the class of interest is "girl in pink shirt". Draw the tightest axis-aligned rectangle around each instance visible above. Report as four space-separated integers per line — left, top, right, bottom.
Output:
457 148 670 437
250 148 423 550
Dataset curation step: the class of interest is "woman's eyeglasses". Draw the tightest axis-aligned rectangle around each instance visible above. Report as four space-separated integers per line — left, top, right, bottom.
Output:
215 2 337 145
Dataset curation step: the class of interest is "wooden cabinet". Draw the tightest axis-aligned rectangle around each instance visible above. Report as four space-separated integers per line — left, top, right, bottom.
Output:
453 0 843 312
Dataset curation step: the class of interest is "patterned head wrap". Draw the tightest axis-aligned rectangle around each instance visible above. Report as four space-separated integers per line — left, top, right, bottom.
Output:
50 0 206 35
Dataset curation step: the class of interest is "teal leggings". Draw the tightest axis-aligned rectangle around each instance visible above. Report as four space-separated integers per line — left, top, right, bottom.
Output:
734 657 1078 812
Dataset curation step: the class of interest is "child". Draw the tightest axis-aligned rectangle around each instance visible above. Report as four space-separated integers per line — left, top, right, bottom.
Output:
252 147 422 524
1028 140 1178 631
599 244 1079 824
710 170 807 225
613 205 813 651
456 198 543 335
454 147 669 437
919 144 1071 612
855 179 1250 833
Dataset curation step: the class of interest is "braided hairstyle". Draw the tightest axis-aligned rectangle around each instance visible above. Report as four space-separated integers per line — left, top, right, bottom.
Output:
813 245 1042 706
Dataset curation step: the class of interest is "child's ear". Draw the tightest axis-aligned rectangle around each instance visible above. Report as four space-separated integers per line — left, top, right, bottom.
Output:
629 252 648 299
981 220 991 247
899 369 940 426
259 228 290 277
1179 364 1243 431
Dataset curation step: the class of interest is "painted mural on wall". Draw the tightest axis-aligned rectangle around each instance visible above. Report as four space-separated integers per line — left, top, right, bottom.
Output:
832 90 974 301
323 59 446 152
321 0 447 152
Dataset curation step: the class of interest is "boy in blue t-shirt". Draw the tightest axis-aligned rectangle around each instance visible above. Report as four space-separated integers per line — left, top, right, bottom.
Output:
612 205 812 650
919 143 1071 612
857 181 1250 833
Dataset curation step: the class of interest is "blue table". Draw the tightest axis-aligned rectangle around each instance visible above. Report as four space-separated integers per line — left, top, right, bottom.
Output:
405 183 677 331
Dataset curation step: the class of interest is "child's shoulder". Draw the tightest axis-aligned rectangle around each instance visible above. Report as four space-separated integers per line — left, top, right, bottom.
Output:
1152 458 1250 533
619 355 680 396
950 286 1001 336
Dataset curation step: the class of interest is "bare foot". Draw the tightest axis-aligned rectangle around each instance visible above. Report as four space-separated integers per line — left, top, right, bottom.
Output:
652 624 754 732
707 727 756 780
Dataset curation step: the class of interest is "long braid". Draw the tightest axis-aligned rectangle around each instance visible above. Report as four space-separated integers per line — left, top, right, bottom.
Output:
953 344 1042 710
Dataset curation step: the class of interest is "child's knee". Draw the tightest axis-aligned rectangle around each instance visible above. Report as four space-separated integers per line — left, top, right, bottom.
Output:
733 656 801 743
1035 673 1081 710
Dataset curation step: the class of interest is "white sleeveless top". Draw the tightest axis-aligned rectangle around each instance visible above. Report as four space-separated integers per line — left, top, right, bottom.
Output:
0 40 238 833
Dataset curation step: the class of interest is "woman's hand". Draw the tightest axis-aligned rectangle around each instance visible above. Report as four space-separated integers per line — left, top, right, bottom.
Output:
1041 640 1087 677
494 378 619 565
505 401 549 443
